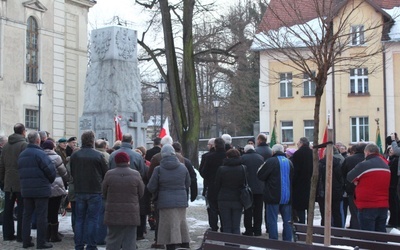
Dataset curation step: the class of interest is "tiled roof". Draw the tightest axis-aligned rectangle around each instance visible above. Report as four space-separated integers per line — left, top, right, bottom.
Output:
258 0 400 33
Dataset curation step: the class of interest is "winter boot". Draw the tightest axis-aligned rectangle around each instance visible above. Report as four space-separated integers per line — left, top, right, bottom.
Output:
49 223 62 242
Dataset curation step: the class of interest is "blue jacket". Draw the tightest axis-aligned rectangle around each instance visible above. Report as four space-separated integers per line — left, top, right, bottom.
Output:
18 144 56 198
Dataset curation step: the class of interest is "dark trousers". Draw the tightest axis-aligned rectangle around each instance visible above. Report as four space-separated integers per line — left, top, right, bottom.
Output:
388 187 399 226
48 196 62 224
243 194 263 235
137 214 147 238
3 191 23 240
317 197 343 228
22 197 49 247
207 199 220 231
348 194 360 229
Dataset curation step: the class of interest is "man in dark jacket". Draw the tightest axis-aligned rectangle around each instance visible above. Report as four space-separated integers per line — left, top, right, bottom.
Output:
172 142 198 202
291 137 313 224
70 130 108 250
200 137 226 232
0 123 28 242
341 142 367 229
18 131 56 248
257 144 293 241
255 133 272 161
145 137 161 162
240 144 264 236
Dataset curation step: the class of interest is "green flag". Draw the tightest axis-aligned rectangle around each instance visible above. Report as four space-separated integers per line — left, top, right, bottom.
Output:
376 126 383 155
270 123 276 147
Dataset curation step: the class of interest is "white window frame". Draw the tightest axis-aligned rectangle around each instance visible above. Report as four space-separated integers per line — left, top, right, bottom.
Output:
350 68 368 94
351 25 365 45
304 120 314 142
279 73 293 98
303 72 316 97
281 121 293 144
351 117 369 143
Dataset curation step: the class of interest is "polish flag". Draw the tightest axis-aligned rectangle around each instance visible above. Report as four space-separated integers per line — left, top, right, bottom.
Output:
159 117 170 138
115 116 123 141
319 116 330 159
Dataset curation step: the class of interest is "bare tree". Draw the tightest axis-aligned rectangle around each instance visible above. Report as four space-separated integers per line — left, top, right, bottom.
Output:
253 0 395 243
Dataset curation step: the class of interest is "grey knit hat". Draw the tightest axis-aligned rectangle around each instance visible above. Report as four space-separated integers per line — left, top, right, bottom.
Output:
161 144 176 158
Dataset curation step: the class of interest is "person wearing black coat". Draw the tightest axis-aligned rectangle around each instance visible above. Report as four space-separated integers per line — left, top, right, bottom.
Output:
200 137 226 232
317 156 344 228
341 142 367 229
215 149 246 235
387 146 399 227
240 144 264 236
291 137 313 224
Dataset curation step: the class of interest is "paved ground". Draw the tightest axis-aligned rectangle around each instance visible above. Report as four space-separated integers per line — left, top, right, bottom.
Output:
0 200 252 250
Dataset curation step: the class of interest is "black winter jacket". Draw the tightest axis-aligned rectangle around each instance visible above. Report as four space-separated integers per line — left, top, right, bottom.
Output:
215 157 245 202
70 146 108 194
241 149 265 194
341 152 365 195
317 157 344 201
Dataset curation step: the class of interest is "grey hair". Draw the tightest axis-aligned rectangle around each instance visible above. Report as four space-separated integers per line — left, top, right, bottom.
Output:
272 144 284 153
0 135 7 146
38 131 47 140
208 138 215 145
365 143 379 154
299 137 309 146
244 144 254 153
122 133 133 143
161 135 173 146
27 131 39 144
221 134 232 144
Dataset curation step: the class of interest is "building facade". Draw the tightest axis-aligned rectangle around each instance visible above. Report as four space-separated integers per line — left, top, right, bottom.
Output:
253 0 400 149
0 0 95 138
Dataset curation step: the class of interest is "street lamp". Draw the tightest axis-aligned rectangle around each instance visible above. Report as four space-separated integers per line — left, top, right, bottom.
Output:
157 78 167 131
35 79 44 131
213 99 220 137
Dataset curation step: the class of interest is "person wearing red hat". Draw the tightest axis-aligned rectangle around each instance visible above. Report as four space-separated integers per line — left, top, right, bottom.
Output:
102 152 144 250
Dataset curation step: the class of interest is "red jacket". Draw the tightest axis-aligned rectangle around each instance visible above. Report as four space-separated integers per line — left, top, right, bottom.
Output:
347 154 390 209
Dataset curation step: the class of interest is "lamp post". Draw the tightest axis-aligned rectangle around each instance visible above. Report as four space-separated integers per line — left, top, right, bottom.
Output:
36 79 44 131
213 99 220 137
157 78 167 131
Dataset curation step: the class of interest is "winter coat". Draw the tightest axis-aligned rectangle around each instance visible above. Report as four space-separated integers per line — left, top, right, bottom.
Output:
0 133 28 192
255 142 273 161
180 155 198 202
102 163 144 226
291 145 313 210
147 155 190 209
18 144 56 198
44 149 69 197
200 149 226 200
70 146 108 194
347 154 390 209
388 155 399 189
317 157 344 201
148 151 185 180
241 149 265 194
109 142 145 177
257 151 293 204
215 157 245 202
341 151 365 195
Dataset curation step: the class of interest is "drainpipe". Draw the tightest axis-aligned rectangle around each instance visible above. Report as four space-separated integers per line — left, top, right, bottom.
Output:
383 43 388 139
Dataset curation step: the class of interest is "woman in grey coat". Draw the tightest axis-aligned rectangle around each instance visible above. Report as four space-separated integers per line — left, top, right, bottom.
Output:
147 144 191 250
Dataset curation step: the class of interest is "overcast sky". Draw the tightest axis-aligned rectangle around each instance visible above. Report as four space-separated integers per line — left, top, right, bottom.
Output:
88 0 235 32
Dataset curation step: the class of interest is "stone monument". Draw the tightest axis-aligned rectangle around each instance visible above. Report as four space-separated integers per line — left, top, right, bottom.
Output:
80 26 147 147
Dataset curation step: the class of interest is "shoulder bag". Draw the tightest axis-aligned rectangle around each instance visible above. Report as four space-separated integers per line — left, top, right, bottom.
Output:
240 165 253 210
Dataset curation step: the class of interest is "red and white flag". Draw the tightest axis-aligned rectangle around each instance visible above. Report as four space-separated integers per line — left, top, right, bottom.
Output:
115 116 123 141
159 117 170 138
319 116 330 159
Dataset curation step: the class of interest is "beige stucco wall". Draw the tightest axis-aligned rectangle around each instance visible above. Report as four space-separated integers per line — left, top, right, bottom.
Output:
0 0 94 138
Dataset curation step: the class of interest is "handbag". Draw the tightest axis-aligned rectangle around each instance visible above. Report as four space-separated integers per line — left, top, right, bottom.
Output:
240 165 253 210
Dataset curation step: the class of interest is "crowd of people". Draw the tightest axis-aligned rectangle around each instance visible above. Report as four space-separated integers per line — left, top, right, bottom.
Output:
0 123 398 249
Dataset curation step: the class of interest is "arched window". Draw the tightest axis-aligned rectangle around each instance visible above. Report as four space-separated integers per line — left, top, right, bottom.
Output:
26 17 38 83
